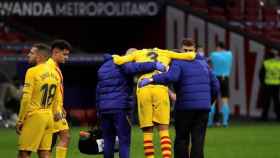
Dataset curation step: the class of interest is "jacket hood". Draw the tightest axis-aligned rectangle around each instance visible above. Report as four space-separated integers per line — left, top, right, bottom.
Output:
103 54 113 61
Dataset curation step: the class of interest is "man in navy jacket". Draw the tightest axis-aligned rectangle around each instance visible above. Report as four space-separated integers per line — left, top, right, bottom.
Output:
96 54 165 158
139 40 220 158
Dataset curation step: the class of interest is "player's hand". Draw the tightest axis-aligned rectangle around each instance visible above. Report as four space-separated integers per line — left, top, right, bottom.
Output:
16 121 23 135
54 112 63 121
112 54 120 58
168 90 176 102
62 109 67 118
138 78 153 88
112 55 122 65
155 62 166 72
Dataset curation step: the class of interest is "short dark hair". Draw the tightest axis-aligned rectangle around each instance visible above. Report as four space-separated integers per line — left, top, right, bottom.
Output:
196 44 203 49
33 43 51 57
172 49 181 53
217 42 225 49
181 38 195 47
51 39 72 51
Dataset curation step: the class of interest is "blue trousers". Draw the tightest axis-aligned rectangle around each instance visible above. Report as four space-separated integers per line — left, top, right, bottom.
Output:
100 111 131 158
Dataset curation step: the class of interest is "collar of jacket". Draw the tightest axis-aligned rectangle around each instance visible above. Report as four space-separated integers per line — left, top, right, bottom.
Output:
103 54 113 61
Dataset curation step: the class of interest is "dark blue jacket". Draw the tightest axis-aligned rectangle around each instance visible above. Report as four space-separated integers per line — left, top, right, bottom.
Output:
96 54 157 113
152 55 220 110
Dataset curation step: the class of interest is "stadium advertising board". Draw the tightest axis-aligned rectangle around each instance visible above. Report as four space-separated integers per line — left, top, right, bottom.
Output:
166 6 275 117
0 0 161 17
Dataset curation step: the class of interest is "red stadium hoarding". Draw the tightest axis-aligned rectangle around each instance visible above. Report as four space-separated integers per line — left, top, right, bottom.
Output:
165 5 279 118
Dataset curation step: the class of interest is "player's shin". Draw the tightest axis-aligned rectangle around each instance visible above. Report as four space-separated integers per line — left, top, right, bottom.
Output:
143 132 154 158
159 130 172 158
55 146 67 158
221 103 230 127
208 105 215 127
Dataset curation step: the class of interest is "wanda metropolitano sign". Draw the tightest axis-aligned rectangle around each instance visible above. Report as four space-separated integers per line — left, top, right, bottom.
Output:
0 0 162 17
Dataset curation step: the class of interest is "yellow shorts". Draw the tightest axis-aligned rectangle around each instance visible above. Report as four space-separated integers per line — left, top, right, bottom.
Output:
53 118 69 133
18 110 53 152
137 85 170 128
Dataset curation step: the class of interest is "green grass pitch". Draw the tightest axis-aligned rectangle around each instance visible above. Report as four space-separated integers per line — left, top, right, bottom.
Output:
0 121 279 158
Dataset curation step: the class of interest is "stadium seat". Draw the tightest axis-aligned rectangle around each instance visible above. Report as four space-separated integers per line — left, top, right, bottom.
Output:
262 7 278 29
263 28 280 42
5 32 26 43
85 108 97 126
245 8 259 21
191 0 208 12
227 7 243 21
0 49 17 55
20 48 30 54
245 0 260 8
228 0 242 8
69 109 87 126
244 25 262 35
208 7 226 20
68 108 98 126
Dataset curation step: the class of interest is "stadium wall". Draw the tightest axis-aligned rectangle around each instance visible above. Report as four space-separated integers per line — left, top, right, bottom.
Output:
165 3 280 117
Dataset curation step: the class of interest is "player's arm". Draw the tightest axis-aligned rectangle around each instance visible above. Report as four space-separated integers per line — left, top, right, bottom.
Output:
112 52 136 65
138 61 181 87
168 89 176 102
53 84 63 121
152 61 181 84
121 62 165 75
163 49 196 60
17 69 34 123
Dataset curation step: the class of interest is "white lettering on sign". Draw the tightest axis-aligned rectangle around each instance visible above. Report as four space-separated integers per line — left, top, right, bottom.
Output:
229 32 246 115
166 6 185 49
248 41 265 116
187 14 206 48
165 6 276 117
0 1 159 17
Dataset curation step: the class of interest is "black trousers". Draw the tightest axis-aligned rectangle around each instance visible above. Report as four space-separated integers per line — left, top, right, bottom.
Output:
174 110 209 158
262 85 280 120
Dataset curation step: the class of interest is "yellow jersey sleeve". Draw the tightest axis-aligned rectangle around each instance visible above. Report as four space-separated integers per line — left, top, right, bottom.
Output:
112 53 136 65
52 82 62 114
18 69 34 122
163 49 196 60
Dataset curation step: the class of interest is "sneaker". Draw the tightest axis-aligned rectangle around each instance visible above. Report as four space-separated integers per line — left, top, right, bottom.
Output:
214 122 221 127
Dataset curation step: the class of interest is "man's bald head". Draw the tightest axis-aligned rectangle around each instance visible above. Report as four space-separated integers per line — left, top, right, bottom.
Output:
126 48 138 55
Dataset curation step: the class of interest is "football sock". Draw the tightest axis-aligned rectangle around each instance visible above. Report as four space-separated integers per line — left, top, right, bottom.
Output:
159 130 172 158
56 146 67 158
208 105 215 126
221 104 230 126
143 132 154 158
